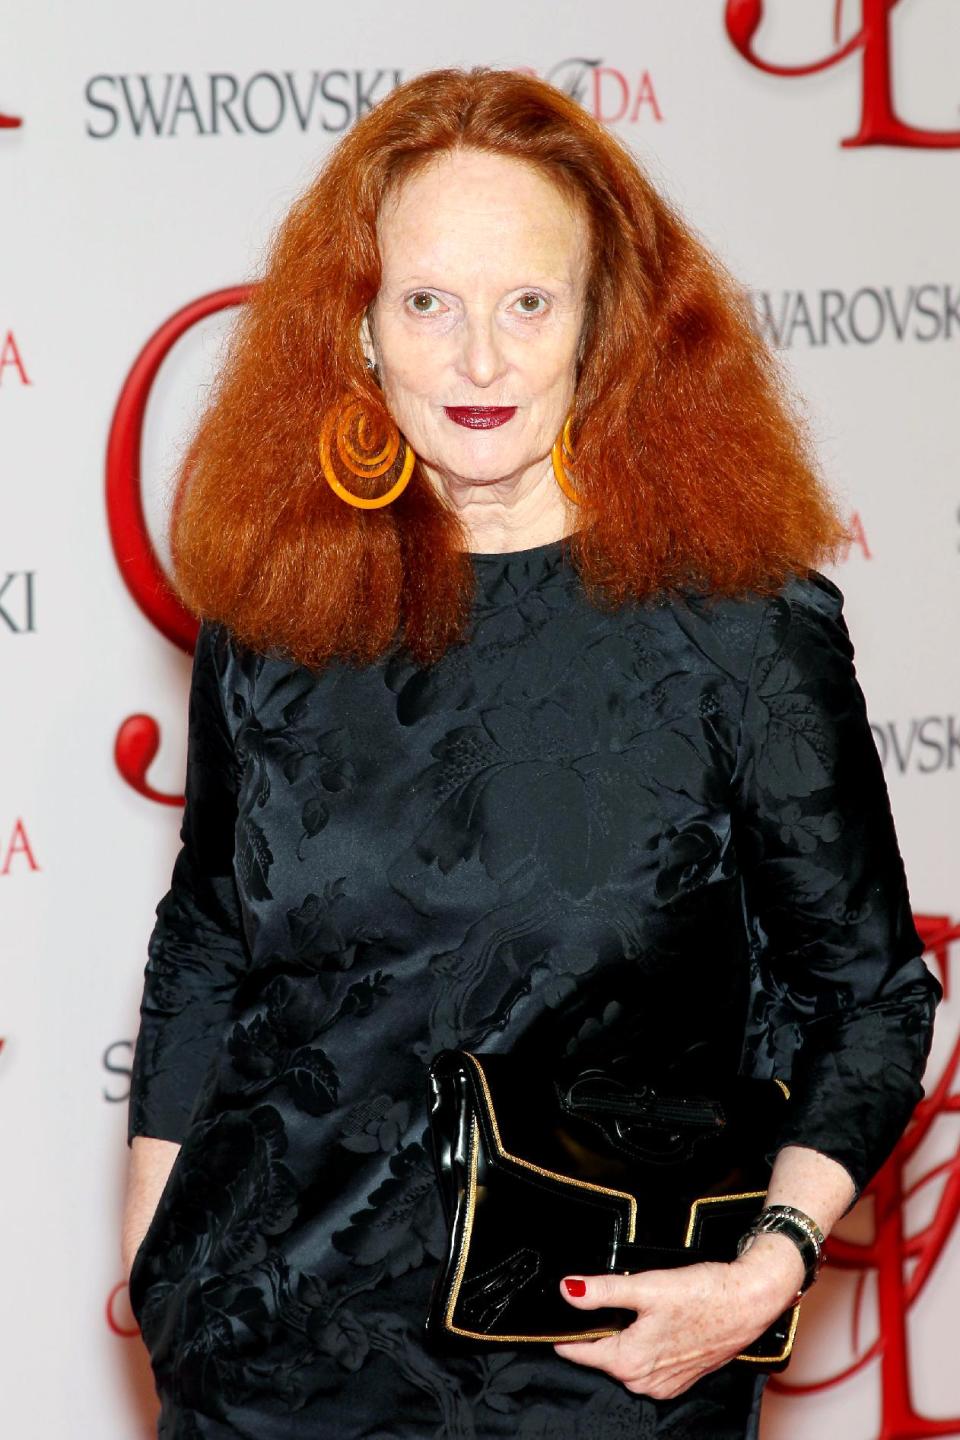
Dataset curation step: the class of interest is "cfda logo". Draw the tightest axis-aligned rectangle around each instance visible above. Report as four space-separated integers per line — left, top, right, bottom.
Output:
725 0 960 148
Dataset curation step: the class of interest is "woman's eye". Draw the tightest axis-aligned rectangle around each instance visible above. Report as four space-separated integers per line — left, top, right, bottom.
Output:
515 292 547 315
408 292 442 315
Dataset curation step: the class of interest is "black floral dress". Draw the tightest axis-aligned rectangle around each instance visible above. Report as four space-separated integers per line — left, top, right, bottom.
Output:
127 537 940 1440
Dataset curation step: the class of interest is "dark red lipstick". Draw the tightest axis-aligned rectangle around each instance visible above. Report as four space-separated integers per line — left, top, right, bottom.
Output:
444 406 516 429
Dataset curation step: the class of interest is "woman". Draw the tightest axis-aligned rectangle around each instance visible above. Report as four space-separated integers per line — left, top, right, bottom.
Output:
123 67 941 1440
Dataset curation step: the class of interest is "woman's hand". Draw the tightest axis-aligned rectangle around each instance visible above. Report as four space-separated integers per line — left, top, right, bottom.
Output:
122 1136 181 1280
553 1231 805 1400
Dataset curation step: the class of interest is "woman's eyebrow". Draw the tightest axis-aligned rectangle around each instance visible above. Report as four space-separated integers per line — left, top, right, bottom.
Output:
387 275 576 292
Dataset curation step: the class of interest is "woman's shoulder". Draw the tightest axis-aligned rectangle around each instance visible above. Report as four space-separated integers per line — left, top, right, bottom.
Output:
193 616 238 678
661 568 849 682
195 615 281 678
771 567 845 624
188 618 268 725
680 566 843 624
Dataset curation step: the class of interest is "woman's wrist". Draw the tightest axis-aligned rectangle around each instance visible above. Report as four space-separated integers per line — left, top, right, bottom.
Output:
732 1229 807 1309
739 1203 825 1293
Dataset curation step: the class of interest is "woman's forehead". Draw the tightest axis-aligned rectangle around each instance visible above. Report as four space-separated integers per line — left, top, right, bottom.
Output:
376 150 590 286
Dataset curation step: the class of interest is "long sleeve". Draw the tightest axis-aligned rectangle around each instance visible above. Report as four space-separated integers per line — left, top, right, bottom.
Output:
732 571 942 1205
127 619 251 1146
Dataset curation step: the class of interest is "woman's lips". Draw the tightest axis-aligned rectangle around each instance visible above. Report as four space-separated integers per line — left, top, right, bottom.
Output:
443 406 517 430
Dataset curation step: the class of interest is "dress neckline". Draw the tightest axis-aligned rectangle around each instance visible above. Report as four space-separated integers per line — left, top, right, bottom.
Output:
465 532 579 604
466 533 577 563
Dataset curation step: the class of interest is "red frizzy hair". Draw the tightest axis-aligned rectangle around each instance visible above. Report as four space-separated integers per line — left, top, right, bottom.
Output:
168 66 848 670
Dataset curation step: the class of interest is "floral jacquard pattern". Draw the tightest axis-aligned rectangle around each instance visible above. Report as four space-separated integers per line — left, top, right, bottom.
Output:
332 1140 447 1277
127 546 940 1439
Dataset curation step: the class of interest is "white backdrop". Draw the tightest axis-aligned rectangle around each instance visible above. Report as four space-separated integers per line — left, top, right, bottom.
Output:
2 3 958 1436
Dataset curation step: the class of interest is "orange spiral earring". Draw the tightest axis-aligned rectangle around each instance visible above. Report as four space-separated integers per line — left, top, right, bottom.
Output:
551 415 581 506
318 394 416 509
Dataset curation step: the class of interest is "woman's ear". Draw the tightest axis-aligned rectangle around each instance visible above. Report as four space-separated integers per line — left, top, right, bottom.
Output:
359 312 378 370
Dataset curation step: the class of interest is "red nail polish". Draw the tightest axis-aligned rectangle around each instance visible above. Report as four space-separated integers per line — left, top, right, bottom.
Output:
564 1278 586 1297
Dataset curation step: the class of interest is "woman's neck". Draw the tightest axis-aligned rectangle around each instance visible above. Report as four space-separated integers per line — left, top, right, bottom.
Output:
421 455 577 556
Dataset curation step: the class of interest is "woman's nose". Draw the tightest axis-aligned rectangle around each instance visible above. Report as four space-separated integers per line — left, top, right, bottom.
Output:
457 314 508 389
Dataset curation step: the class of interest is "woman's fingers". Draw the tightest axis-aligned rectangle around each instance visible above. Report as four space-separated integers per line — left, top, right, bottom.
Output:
552 1263 757 1398
559 1271 643 1312
553 1332 625 1370
554 1273 643 1374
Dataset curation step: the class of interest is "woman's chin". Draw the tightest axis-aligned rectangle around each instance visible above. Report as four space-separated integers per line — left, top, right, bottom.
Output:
422 448 548 490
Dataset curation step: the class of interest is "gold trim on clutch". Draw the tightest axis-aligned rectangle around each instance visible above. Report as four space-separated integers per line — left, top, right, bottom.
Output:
467 1053 638 1240
443 1109 621 1343
442 1053 637 1343
441 1054 799 1357
684 1192 801 1364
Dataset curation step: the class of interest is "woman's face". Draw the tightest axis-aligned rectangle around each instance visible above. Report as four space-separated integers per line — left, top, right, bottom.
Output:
364 148 591 494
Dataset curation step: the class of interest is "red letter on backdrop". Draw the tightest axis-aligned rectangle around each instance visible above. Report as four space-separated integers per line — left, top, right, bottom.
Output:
725 0 960 148
0 331 31 385
1 818 40 875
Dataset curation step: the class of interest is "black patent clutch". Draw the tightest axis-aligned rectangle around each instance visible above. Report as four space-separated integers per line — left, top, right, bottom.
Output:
424 1047 801 1370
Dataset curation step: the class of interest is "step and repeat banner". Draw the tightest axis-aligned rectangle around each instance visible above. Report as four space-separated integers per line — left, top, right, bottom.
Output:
2 2 958 1436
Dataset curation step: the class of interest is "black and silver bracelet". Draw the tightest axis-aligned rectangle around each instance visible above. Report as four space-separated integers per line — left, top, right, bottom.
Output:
736 1204 826 1296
